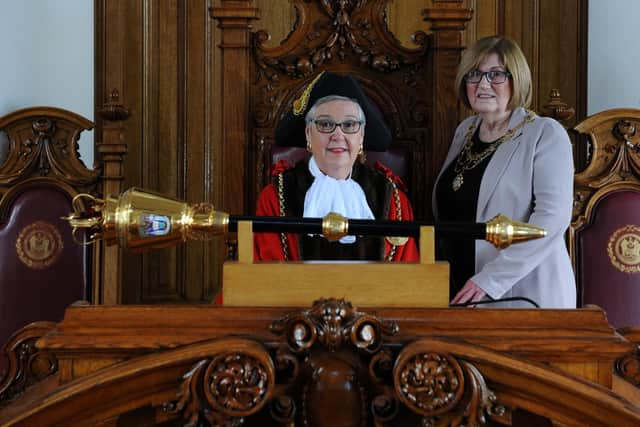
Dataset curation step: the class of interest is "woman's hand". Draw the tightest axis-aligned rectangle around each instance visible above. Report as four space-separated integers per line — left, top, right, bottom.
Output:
451 279 486 306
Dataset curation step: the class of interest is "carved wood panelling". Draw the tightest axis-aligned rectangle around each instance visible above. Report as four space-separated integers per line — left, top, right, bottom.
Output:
2 302 640 425
96 0 222 304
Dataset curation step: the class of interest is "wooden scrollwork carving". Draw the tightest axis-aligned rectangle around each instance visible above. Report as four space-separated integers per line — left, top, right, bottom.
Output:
571 109 640 221
616 352 640 387
393 340 504 426
0 107 98 187
251 0 431 132
265 299 506 426
268 298 400 426
162 340 275 426
270 297 399 353
253 0 428 79
574 113 640 188
0 322 57 408
615 327 640 388
598 119 640 182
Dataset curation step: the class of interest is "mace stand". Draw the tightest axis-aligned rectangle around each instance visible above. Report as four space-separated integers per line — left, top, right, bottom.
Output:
223 222 449 307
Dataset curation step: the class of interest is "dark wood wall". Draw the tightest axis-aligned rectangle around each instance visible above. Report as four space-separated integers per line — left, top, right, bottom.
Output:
95 0 223 305
94 0 587 305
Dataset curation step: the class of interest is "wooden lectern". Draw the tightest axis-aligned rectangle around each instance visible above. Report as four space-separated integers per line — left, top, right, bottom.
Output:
224 222 448 307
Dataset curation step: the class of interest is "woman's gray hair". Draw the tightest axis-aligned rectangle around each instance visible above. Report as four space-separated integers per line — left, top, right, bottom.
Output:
305 95 366 125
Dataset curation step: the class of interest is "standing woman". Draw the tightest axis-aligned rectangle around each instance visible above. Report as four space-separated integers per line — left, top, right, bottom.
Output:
433 36 576 308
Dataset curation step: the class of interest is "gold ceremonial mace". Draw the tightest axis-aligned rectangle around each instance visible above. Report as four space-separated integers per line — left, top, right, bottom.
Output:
65 188 546 252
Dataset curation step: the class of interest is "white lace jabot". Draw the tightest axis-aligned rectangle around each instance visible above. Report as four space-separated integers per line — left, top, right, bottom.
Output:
303 156 375 244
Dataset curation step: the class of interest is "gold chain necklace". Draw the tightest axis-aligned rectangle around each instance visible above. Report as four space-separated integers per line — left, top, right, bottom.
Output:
451 110 535 192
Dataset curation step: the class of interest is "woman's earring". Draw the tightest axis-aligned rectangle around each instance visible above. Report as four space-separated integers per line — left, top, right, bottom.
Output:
306 140 312 152
358 144 365 163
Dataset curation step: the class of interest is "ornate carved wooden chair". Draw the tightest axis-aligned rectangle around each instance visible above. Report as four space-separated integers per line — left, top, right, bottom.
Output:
239 1 471 220
570 108 640 328
0 107 99 378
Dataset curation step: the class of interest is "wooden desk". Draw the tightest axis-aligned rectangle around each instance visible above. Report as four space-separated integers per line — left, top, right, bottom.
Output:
1 302 640 426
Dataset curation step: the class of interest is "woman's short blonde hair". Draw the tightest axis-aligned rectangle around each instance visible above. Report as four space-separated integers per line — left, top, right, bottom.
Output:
455 36 532 110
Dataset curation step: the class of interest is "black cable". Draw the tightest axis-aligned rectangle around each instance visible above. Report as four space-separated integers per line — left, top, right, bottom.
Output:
449 296 540 308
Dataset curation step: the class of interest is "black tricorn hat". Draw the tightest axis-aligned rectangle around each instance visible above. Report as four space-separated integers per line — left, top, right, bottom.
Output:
275 72 392 152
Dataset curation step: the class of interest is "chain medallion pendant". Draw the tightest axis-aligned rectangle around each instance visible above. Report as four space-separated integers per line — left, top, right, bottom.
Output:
452 174 464 192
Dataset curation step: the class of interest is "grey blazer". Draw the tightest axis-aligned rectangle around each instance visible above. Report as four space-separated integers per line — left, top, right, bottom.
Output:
433 107 576 308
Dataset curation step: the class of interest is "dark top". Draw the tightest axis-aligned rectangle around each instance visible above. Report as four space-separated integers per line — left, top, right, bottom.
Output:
436 127 498 298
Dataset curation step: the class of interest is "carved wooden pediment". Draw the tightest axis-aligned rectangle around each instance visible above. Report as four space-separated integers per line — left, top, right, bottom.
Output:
252 0 431 130
253 0 429 78
0 107 98 189
572 109 640 220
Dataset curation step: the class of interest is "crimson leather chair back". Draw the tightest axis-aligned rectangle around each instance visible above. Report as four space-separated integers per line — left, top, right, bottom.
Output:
0 107 98 378
570 109 640 328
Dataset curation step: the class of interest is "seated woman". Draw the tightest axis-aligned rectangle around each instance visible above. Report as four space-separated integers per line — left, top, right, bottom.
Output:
254 71 418 261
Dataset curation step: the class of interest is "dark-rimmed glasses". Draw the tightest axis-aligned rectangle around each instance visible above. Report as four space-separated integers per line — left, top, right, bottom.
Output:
312 119 363 134
464 70 511 84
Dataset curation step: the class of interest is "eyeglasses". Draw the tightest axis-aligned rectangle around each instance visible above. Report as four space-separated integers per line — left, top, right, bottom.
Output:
312 119 363 134
464 70 511 84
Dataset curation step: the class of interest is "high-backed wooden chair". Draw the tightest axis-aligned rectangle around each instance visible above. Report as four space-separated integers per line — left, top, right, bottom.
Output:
219 0 472 220
570 108 640 328
0 107 99 378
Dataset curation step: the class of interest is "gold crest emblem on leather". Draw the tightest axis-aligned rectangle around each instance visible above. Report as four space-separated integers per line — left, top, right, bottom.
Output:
607 225 640 273
16 221 64 269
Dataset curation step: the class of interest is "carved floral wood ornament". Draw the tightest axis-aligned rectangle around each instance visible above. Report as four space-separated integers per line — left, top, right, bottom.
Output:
162 341 275 426
252 0 430 125
570 110 640 268
572 110 640 219
0 108 98 188
616 329 640 388
0 322 58 407
158 299 504 426
253 0 428 79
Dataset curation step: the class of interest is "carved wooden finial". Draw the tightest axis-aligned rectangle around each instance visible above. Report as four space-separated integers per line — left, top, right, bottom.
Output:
540 89 575 123
97 88 130 121
270 298 399 354
108 88 120 102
